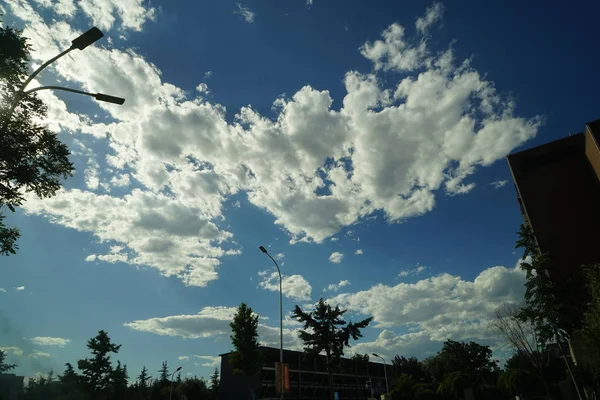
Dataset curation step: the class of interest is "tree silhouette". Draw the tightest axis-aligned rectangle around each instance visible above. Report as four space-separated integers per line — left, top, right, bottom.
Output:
0 349 16 372
350 353 369 362
209 367 219 399
229 303 262 377
292 298 373 400
0 18 74 255
77 330 121 398
158 361 169 384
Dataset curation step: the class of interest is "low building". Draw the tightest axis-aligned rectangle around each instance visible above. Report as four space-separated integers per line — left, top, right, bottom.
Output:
0 374 25 400
219 346 388 399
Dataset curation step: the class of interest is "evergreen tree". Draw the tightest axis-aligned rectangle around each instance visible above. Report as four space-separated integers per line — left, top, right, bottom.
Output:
108 361 128 400
0 349 16 372
350 353 370 362
158 361 169 384
209 367 220 399
229 303 262 377
77 330 121 399
292 298 373 400
0 18 74 255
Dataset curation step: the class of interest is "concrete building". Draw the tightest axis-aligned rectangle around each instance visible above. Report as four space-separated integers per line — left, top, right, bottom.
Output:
507 118 600 283
219 346 388 399
0 374 25 400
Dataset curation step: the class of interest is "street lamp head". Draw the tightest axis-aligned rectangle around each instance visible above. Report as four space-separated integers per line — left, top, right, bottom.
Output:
95 93 125 105
176 366 182 372
372 353 380 357
71 27 104 50
259 245 268 254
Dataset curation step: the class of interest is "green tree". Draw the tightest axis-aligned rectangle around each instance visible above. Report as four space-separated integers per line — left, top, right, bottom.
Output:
423 340 498 397
0 19 74 256
0 349 16 372
209 367 220 399
391 355 428 384
77 330 122 399
292 298 373 400
229 303 262 378
350 353 370 362
158 361 169 384
108 361 128 400
578 264 600 387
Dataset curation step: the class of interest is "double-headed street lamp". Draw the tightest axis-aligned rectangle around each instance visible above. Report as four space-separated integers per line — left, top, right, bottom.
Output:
259 245 284 400
169 366 182 400
5 27 124 124
372 353 389 393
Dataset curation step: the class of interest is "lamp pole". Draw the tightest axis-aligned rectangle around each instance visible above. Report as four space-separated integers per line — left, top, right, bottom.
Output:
169 366 182 400
259 246 284 400
3 26 124 128
372 353 389 393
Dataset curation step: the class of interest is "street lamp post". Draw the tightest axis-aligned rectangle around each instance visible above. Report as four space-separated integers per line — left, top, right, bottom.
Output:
169 366 182 400
372 353 389 393
259 245 284 400
4 26 124 127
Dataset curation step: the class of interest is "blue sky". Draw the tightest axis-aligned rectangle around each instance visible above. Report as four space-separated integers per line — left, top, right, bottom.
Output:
1 0 599 381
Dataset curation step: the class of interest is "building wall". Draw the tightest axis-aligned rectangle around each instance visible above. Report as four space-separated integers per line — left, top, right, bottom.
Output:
507 133 600 282
585 121 600 182
220 347 388 400
0 374 24 400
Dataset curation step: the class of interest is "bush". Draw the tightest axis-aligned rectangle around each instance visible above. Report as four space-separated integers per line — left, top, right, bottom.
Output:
414 389 441 400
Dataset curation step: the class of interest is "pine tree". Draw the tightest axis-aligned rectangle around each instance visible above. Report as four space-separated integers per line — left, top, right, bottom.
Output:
209 367 220 399
137 366 151 388
0 350 16 372
77 330 121 398
292 298 373 400
158 361 169 384
229 303 262 377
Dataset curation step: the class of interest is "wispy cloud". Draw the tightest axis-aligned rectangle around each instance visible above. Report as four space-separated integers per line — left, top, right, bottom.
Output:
354 249 363 255
30 337 71 347
416 2 444 34
490 179 508 189
235 3 255 23
398 264 427 278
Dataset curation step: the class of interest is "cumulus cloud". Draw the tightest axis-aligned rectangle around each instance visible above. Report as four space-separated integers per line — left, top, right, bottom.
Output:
259 271 312 301
234 3 255 23
0 346 24 356
490 179 508 189
15 286 25 291
327 260 526 358
8 1 540 288
193 355 220 367
178 356 190 361
354 249 363 255
329 252 344 264
323 279 351 292
30 337 70 347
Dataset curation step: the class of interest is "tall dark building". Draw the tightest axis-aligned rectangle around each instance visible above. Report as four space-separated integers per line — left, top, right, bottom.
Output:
507 119 600 284
219 346 388 399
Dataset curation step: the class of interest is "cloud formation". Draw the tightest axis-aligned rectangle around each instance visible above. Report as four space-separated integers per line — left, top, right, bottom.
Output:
30 337 71 347
234 3 255 23
329 252 344 264
323 279 351 292
7 1 540 289
259 271 312 301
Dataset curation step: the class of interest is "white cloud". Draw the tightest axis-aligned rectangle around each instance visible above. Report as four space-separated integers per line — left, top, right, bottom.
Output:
259 271 312 301
30 337 71 347
8 2 540 288
275 253 285 260
354 249 363 255
234 3 255 23
193 355 220 368
204 71 213 79
323 279 351 292
124 307 303 350
0 346 24 356
15 286 25 291
491 179 508 189
0 288 6 293
178 356 190 361
329 252 344 264
124 306 239 339
28 351 52 358
78 0 156 31
415 2 444 34
306 0 313 7
328 260 526 354
232 200 241 208
397 264 427 278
